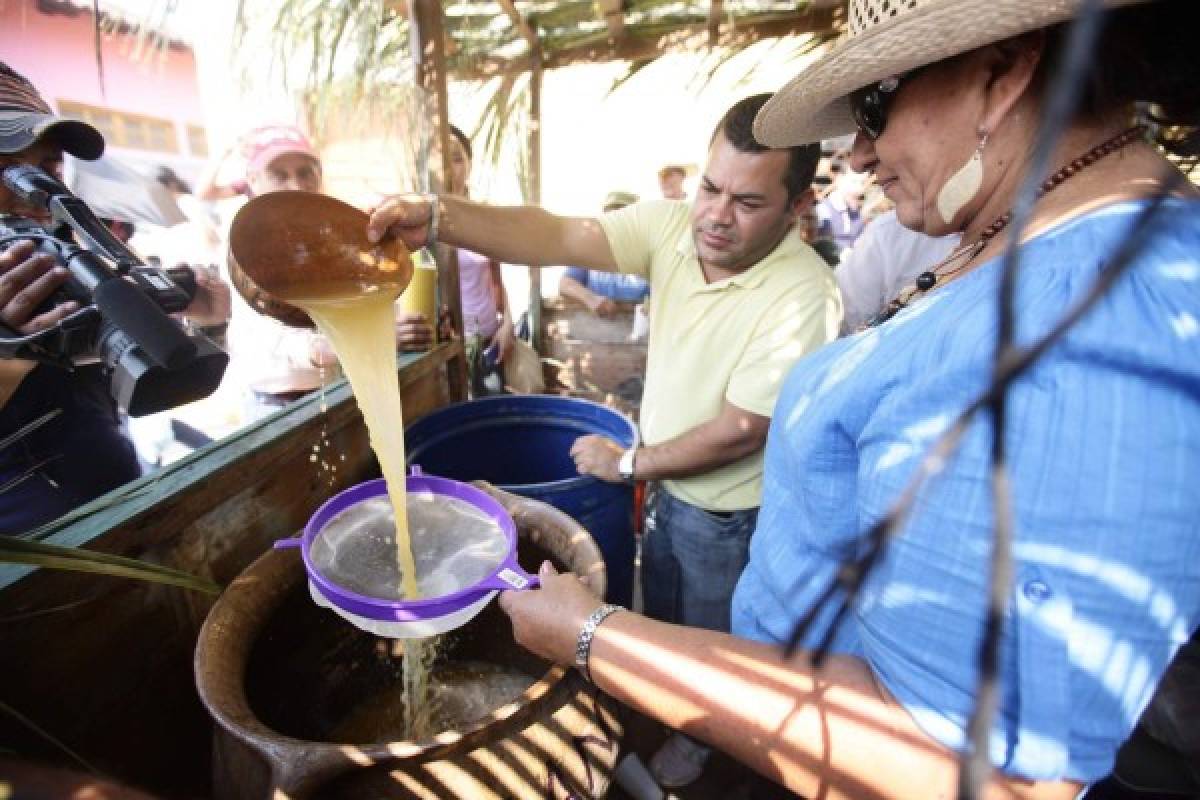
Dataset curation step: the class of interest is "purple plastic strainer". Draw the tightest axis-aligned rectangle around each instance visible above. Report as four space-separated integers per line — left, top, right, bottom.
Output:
274 467 539 637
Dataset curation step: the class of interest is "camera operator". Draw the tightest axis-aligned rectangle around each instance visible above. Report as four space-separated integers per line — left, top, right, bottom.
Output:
0 62 220 533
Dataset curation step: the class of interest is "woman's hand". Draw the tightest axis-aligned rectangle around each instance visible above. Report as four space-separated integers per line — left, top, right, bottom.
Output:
586 292 617 318
306 334 338 368
366 194 435 253
182 264 232 327
498 561 604 665
0 240 78 334
395 311 434 351
436 304 456 341
490 320 515 364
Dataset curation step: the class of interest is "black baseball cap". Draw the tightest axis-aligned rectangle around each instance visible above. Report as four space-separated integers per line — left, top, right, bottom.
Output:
0 62 104 160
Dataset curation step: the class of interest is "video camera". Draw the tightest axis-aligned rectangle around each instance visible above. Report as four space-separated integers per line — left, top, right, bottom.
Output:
0 164 228 417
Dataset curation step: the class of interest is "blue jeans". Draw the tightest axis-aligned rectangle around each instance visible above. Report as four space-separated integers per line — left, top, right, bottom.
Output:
641 489 759 632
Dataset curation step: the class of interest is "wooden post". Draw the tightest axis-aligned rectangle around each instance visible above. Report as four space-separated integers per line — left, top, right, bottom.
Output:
596 0 626 42
708 0 724 46
411 0 468 401
527 60 543 352
498 0 545 354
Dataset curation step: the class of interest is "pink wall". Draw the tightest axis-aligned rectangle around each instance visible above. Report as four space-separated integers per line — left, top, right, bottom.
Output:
1 0 207 160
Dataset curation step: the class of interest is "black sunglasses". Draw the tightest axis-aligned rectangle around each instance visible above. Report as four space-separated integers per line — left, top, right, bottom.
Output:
849 71 917 141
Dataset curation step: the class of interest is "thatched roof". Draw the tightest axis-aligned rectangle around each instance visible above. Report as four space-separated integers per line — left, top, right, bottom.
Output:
394 0 844 78
237 0 846 151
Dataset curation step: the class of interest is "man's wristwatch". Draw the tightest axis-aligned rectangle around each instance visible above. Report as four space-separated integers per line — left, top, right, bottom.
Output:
617 446 637 483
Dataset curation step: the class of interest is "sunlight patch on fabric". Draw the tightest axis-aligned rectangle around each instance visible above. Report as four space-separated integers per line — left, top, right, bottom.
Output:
1156 259 1199 282
1169 311 1198 340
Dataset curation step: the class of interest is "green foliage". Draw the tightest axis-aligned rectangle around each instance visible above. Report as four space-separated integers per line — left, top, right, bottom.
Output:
0 537 222 596
225 0 837 169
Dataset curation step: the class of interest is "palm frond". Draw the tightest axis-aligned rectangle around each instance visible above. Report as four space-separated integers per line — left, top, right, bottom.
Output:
606 58 655 96
0 538 221 596
218 0 841 170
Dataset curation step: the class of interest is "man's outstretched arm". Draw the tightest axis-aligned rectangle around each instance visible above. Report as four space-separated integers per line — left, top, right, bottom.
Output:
368 194 620 273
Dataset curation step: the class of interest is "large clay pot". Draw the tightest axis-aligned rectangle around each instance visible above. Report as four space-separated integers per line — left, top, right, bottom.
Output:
195 485 621 799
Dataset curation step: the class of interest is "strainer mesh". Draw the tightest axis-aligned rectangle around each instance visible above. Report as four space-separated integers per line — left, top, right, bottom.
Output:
310 492 509 601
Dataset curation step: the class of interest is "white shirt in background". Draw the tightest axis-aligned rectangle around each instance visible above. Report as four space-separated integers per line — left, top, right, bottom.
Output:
835 210 960 334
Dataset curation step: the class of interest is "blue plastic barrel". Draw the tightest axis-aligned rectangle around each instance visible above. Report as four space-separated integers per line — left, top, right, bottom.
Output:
405 395 636 606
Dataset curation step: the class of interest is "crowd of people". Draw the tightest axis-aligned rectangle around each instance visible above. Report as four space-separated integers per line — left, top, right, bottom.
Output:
367 0 1199 797
0 78 504 510
1 0 1198 797
502 2 1198 798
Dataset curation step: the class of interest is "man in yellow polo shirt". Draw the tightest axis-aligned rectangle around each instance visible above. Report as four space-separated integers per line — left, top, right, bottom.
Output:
367 95 841 786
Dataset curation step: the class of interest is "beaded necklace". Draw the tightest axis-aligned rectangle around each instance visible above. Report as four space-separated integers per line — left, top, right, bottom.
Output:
865 124 1146 329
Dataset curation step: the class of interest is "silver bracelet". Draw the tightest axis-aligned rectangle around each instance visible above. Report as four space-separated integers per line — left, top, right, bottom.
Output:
574 603 622 683
424 192 439 250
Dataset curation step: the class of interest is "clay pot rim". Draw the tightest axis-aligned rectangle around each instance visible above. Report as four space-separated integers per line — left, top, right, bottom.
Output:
194 548 574 762
194 483 608 767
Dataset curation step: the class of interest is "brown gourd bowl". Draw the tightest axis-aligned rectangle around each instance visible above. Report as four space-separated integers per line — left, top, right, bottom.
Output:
227 191 414 328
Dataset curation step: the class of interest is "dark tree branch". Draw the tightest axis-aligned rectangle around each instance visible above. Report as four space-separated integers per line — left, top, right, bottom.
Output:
961 2 1110 795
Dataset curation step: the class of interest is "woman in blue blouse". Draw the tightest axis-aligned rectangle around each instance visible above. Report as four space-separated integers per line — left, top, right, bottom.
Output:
499 1 1200 797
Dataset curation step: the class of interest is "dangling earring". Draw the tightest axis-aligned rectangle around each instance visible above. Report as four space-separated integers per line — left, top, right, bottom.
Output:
937 128 988 225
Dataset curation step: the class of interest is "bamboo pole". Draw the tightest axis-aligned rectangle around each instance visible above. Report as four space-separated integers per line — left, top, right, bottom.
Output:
597 0 626 42
708 0 724 46
528 59 543 352
411 0 468 400
497 0 545 352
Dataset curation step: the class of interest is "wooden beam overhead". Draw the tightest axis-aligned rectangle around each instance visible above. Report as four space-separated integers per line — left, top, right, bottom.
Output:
452 9 839 80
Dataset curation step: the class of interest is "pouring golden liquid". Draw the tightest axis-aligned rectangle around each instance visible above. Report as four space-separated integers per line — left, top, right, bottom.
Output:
227 192 421 601
229 192 441 737
279 282 420 600
280 280 440 738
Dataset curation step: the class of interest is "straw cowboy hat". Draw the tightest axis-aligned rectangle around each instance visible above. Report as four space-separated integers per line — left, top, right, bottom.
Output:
754 0 1154 147
603 190 639 210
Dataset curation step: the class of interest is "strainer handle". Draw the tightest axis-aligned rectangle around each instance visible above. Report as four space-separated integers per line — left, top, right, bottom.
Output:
477 557 540 592
273 537 303 550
